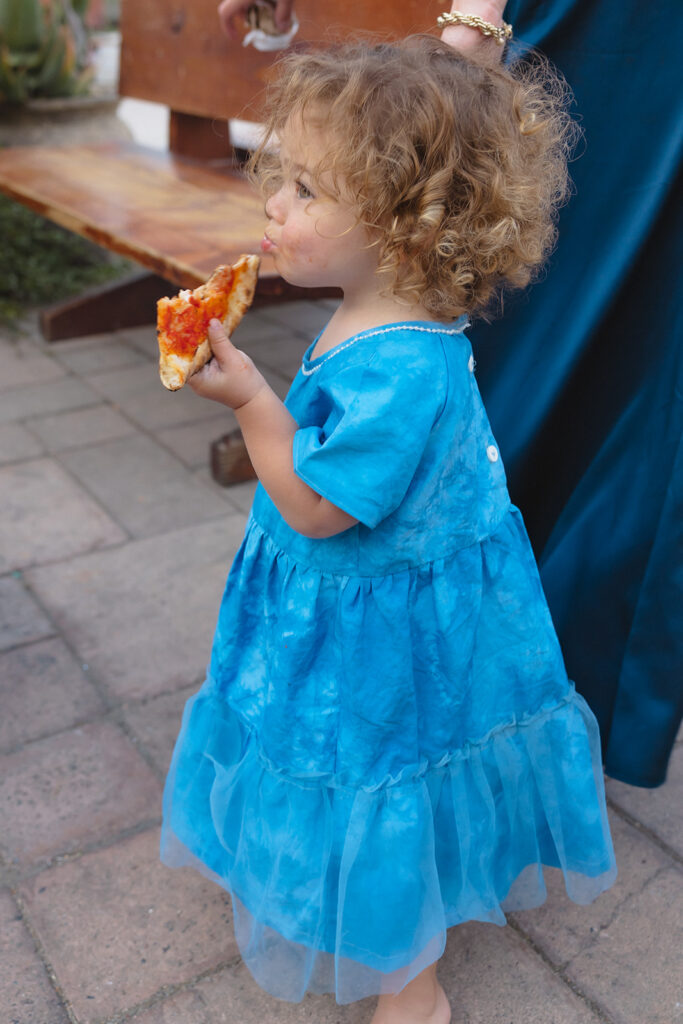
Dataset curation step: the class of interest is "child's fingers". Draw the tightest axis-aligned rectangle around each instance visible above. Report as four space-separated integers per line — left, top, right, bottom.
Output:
191 318 263 407
207 318 232 351
207 319 238 369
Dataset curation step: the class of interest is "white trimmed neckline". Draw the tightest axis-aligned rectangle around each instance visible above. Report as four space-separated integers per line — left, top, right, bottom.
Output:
301 318 470 376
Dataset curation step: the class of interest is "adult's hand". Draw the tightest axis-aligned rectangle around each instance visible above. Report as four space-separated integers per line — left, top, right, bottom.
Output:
439 1 508 61
217 0 295 40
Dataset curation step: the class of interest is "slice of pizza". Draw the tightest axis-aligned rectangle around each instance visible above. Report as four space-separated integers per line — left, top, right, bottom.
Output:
157 254 260 391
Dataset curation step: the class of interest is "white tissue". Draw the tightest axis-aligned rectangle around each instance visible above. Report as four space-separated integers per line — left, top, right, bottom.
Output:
242 12 299 51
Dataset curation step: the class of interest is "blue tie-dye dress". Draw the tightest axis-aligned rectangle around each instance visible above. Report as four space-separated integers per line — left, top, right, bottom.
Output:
161 319 616 1004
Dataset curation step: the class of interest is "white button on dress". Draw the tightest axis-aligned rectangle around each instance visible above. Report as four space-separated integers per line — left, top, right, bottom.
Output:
468 354 475 372
486 445 499 463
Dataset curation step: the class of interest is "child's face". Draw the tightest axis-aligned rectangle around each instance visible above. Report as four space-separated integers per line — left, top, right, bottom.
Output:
261 115 379 295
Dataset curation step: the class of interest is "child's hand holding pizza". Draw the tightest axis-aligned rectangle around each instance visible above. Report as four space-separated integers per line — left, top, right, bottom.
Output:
189 319 266 410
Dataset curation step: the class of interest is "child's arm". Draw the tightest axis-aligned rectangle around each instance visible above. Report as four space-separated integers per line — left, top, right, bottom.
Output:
190 320 358 539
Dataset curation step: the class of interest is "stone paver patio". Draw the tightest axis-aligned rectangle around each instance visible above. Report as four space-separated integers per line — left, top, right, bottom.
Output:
1 303 681 1024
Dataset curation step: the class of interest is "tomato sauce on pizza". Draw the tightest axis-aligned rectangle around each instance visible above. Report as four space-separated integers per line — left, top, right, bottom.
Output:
157 257 260 391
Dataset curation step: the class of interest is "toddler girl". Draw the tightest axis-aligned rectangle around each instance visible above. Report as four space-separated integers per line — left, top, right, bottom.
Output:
161 36 616 1023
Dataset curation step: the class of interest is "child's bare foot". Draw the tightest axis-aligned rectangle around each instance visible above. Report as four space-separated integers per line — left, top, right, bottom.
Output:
370 978 452 1024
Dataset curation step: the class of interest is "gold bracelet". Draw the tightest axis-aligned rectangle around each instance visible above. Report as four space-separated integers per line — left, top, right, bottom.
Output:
437 11 513 45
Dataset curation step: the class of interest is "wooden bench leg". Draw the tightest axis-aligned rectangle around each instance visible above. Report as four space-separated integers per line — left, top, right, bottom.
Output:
210 429 258 486
40 272 174 341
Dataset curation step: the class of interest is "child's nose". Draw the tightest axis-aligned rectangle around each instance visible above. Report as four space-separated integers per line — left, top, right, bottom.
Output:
265 187 286 223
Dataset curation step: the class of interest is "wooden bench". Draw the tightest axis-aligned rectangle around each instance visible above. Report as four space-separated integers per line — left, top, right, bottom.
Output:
0 0 430 341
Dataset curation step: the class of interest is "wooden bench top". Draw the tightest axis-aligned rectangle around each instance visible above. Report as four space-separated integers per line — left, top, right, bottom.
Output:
0 141 273 289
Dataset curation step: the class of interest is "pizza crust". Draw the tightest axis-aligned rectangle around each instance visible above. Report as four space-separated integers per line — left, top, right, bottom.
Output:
157 255 260 391
158 338 212 392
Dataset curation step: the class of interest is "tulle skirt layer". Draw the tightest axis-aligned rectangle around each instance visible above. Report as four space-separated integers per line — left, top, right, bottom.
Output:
161 682 616 1004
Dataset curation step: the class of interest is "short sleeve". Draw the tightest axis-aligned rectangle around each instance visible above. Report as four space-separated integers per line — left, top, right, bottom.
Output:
292 336 447 529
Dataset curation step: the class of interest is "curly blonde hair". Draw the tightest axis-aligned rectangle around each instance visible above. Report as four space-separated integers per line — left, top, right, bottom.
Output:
249 36 577 321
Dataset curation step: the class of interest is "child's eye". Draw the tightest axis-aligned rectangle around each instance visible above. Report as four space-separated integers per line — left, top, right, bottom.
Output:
295 180 314 200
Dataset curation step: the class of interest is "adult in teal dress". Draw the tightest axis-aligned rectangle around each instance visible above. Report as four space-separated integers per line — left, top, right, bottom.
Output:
466 0 682 787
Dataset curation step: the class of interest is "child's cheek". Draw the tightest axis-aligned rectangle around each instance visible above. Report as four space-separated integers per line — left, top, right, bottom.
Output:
282 225 326 268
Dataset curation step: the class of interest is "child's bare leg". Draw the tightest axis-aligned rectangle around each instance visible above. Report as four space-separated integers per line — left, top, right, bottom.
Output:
369 959 451 1024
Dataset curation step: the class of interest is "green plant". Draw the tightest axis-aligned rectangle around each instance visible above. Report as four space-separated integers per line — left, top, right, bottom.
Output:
0 194 132 328
0 0 93 103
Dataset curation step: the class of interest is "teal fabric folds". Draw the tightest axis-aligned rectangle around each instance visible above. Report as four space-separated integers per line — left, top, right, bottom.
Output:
469 0 683 786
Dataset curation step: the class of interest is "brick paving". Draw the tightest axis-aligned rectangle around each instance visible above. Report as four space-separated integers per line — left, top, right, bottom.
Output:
1 304 681 1024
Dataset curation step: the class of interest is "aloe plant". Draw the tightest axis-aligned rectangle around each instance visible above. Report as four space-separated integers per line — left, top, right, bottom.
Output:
0 0 93 104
